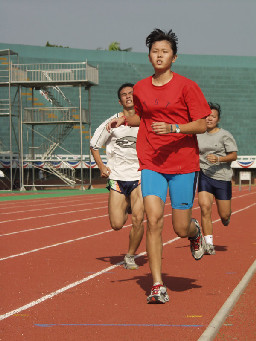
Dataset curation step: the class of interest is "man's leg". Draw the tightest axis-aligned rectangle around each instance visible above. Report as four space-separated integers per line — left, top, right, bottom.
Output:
144 195 165 285
123 186 144 270
108 189 129 230
172 208 206 260
128 186 144 255
216 199 232 226
198 191 214 236
198 191 215 254
169 172 205 260
141 170 169 303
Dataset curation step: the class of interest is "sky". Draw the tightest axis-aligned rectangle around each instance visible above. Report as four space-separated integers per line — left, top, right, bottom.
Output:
1 0 256 57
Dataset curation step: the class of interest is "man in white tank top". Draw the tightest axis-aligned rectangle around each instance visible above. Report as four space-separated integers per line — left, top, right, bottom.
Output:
90 83 144 270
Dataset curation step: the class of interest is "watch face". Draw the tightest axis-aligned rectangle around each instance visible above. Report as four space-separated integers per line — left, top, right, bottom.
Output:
175 125 180 133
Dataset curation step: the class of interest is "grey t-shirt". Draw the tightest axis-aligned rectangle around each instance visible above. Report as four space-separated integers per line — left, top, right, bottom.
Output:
197 128 238 181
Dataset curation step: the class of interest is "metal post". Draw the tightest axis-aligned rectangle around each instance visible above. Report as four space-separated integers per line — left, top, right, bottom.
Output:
31 88 36 191
88 86 93 189
19 86 25 191
79 85 84 190
8 50 13 190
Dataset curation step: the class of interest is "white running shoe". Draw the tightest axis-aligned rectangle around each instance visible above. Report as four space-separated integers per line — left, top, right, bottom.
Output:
188 219 206 260
147 284 169 304
123 254 139 270
205 243 216 255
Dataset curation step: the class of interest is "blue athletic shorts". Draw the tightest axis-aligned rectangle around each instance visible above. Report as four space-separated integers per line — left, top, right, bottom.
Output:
107 179 141 197
198 170 232 200
141 169 198 210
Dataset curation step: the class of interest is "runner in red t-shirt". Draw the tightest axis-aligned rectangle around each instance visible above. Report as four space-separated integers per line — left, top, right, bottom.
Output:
107 28 211 304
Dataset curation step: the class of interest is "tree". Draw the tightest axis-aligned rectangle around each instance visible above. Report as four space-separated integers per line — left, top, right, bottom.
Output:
108 42 132 52
45 41 69 48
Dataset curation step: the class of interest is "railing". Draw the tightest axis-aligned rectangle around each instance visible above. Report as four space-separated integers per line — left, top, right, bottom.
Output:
23 107 87 123
10 62 99 85
0 99 9 115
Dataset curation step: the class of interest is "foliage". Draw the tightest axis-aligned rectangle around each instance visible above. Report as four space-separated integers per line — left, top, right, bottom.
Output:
45 41 69 48
108 42 132 52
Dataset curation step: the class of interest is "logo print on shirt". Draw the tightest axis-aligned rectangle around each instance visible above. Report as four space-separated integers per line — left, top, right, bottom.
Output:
154 99 159 105
116 136 137 149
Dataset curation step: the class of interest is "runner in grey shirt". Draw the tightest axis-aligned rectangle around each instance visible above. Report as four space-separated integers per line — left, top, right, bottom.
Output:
197 103 238 255
197 128 237 181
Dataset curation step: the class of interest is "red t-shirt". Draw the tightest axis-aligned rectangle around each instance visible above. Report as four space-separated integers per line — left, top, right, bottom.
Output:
133 72 211 174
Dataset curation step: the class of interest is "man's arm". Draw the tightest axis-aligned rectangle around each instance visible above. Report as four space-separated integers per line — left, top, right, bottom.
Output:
206 151 237 164
106 114 141 132
151 118 207 135
90 148 111 178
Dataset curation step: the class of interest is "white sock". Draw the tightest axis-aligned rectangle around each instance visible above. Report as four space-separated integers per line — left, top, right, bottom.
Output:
204 235 213 245
153 282 161 286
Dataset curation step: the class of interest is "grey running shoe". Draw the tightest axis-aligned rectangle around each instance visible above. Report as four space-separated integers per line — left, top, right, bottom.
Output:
123 254 139 270
205 243 216 255
188 219 206 260
147 284 169 304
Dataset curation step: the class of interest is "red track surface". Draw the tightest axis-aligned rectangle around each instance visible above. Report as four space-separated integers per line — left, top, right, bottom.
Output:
0 186 255 341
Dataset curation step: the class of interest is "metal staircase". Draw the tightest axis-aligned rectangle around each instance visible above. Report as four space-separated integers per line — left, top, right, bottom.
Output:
25 76 80 186
0 57 99 189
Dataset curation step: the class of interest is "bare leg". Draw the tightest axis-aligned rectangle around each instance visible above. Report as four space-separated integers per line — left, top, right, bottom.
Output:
216 199 232 226
127 186 144 255
172 207 206 260
172 208 197 238
198 191 214 236
144 195 165 285
108 190 129 230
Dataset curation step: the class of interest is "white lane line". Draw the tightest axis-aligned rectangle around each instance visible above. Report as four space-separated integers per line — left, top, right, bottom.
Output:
0 200 108 216
0 190 254 220
0 237 180 321
0 195 109 210
0 200 255 320
0 213 110 238
1 201 255 260
0 203 171 237
198 259 256 341
1 188 253 236
0 223 113 261
0 212 173 261
0 205 108 225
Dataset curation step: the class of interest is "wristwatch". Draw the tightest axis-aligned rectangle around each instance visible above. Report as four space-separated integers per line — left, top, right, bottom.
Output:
175 124 181 133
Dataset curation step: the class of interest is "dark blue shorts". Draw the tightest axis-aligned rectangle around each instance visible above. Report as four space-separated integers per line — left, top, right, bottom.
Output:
198 170 232 200
107 179 141 197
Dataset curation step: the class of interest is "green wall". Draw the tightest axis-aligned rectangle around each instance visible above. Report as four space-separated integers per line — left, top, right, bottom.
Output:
0 42 255 156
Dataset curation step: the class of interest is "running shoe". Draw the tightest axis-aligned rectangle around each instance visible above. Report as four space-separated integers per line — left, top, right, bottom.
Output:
188 219 206 260
205 243 216 255
123 254 138 270
147 284 169 304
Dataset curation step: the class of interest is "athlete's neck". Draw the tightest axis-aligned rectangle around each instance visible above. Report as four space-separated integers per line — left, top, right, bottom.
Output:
121 108 135 117
152 70 173 86
207 127 220 134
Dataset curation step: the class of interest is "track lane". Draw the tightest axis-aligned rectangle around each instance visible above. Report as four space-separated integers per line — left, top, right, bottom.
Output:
0 187 255 340
1 202 255 340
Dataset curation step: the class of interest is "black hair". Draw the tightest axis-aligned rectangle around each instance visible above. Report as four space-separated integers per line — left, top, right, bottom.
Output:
146 28 178 55
208 102 221 119
117 83 134 99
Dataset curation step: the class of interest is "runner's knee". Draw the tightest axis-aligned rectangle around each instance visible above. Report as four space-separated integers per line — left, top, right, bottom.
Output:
200 202 212 216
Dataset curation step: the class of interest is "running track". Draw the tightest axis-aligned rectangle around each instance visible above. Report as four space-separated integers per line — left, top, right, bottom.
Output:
0 186 255 341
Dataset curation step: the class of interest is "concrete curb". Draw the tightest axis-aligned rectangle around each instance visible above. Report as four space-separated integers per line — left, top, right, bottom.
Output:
198 259 256 341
